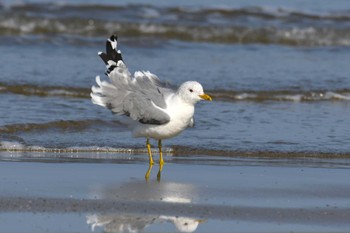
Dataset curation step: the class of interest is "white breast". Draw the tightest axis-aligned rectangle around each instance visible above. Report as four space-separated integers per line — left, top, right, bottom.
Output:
132 95 195 139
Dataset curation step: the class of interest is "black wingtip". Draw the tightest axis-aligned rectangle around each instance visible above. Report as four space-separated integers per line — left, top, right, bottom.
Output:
99 34 124 73
98 52 109 65
110 34 117 41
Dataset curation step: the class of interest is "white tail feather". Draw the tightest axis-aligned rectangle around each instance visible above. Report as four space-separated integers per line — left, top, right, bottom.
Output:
91 76 109 107
90 93 106 107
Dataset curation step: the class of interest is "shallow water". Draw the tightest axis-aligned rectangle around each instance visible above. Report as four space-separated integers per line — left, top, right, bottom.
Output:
1 40 350 154
0 158 350 232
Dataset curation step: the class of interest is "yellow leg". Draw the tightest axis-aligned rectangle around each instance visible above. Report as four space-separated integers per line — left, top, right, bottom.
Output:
145 163 153 181
158 139 164 165
157 163 163 182
147 138 154 165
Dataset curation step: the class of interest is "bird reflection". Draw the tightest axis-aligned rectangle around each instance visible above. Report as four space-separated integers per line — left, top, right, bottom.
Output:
87 180 205 233
145 163 163 181
87 214 156 233
87 214 203 233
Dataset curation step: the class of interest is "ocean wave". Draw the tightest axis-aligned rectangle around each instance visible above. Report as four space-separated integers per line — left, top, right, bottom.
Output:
211 90 350 102
0 18 349 46
0 82 89 98
0 119 121 134
5 3 350 22
1 142 349 160
0 141 167 155
2 82 350 102
0 3 349 46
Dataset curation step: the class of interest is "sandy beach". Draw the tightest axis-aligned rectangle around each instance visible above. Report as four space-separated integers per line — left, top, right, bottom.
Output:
0 151 349 233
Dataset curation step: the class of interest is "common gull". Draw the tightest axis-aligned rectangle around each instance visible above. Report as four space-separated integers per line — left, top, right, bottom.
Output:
91 35 212 168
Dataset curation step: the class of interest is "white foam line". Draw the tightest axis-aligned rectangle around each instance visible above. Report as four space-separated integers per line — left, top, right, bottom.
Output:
0 142 174 154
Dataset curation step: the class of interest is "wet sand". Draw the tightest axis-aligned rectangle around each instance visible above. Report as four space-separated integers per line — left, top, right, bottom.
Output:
0 152 350 233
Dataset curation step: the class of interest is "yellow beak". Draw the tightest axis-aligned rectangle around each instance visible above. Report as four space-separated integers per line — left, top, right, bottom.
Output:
199 93 212 101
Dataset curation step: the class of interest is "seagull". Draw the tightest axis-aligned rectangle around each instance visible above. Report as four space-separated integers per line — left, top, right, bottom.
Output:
91 35 212 168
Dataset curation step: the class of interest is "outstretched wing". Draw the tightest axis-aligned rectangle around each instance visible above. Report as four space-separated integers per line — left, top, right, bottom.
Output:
91 35 173 125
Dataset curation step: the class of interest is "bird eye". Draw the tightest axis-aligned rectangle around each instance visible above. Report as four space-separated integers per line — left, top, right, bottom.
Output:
189 89 193 93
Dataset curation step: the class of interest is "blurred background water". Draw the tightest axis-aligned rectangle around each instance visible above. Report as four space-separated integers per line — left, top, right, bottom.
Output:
0 0 350 155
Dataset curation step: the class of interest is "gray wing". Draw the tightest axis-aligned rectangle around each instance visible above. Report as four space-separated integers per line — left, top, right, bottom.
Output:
91 35 174 125
91 68 173 125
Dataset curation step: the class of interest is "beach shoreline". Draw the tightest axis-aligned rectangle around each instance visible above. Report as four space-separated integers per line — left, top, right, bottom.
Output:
0 153 349 232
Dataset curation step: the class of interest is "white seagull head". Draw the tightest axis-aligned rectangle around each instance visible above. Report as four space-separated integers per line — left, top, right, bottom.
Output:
177 81 212 105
